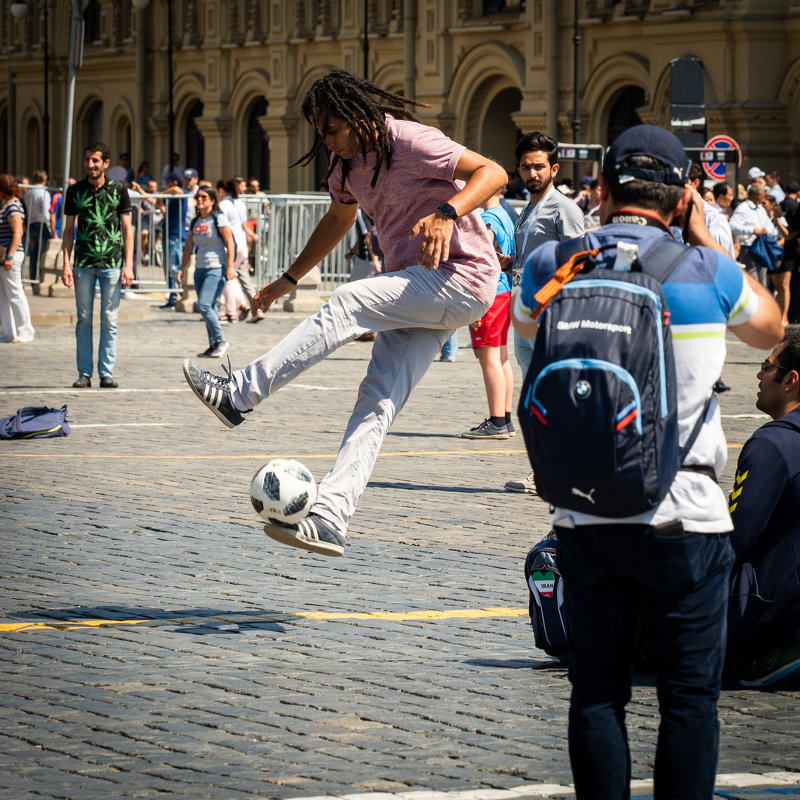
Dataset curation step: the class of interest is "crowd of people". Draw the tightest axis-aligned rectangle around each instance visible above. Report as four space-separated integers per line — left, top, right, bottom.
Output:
2 66 799 799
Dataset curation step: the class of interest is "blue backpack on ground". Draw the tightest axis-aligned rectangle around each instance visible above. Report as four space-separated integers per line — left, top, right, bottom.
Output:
0 405 70 439
518 236 707 518
524 530 568 662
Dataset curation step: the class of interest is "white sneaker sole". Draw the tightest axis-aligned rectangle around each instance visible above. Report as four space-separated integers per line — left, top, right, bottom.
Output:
264 521 345 557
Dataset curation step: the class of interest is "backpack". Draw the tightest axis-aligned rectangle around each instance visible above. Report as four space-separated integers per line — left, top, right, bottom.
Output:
0 405 70 439
518 235 709 518
524 530 568 662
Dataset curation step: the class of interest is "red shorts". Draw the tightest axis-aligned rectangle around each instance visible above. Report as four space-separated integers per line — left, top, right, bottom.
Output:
470 291 511 348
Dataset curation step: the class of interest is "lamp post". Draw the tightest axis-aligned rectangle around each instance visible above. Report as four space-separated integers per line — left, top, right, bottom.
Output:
63 0 90 190
571 0 581 188
363 0 369 79
132 0 174 174
10 1 49 173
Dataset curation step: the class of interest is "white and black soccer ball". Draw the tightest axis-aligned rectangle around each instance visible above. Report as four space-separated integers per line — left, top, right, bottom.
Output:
250 459 317 524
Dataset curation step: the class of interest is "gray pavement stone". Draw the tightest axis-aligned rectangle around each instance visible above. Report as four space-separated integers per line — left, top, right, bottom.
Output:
1 308 799 798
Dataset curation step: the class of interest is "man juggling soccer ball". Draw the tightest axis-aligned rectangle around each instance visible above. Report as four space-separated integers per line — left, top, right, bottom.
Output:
183 69 507 556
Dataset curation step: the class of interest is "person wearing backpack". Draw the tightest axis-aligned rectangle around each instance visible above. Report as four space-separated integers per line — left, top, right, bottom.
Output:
177 188 235 358
512 125 782 799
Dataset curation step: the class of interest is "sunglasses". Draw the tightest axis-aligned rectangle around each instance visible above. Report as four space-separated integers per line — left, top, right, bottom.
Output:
759 360 790 373
196 193 211 200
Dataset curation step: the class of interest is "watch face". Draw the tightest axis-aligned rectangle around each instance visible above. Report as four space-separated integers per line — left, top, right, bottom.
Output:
439 203 457 220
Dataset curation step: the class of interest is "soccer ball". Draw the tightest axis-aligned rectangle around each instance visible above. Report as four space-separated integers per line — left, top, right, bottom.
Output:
250 459 317 524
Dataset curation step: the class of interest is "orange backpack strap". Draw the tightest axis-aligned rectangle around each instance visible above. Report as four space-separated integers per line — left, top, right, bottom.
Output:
532 237 599 320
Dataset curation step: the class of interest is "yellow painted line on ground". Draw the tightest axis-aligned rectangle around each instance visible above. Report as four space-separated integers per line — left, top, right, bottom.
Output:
0 449 529 460
0 607 529 634
0 445 743 459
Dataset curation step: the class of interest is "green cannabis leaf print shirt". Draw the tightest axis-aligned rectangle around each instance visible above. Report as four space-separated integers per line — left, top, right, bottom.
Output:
64 178 131 270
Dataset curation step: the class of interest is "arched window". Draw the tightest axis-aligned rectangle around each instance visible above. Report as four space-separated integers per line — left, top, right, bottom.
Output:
185 101 205 178
83 0 101 44
607 86 645 145
246 98 270 190
117 116 132 163
25 117 42 176
480 87 522 168
83 100 104 148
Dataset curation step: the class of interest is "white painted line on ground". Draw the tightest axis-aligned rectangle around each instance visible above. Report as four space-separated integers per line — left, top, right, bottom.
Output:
287 772 800 800
0 383 348 396
69 422 172 428
0 388 187 395
721 413 769 419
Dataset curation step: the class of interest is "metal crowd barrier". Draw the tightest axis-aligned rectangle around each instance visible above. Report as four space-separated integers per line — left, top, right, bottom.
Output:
18 187 358 292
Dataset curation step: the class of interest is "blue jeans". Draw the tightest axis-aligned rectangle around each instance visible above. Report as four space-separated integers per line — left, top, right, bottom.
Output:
166 237 182 304
557 523 734 800
73 267 122 378
513 328 534 375
27 221 50 281
440 328 458 360
194 267 226 346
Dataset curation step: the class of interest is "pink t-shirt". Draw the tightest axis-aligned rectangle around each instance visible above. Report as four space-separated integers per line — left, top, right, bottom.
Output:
328 117 499 307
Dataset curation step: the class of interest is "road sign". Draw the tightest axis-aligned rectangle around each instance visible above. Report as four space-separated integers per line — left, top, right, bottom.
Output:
702 135 741 180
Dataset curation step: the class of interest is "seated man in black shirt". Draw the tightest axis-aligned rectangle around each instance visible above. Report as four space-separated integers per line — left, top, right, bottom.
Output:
728 327 800 687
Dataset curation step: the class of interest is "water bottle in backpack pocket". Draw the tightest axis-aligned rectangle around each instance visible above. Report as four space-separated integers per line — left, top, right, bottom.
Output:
524 531 568 662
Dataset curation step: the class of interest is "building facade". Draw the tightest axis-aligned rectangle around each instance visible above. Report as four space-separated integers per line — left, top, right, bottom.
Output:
3 0 800 190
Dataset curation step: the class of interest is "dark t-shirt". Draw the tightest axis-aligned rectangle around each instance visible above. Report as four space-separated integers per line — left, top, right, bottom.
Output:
780 196 800 264
65 178 131 270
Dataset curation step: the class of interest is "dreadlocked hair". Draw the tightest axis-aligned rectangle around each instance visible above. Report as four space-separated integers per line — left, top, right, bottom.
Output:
291 68 430 191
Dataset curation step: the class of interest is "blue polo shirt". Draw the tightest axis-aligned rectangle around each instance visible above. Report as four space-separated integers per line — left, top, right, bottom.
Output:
516 223 760 532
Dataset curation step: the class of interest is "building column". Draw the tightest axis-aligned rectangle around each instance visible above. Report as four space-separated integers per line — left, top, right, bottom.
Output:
260 114 300 193
193 116 233 182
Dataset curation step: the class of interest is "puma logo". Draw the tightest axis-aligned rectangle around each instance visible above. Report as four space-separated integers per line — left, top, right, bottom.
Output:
571 487 596 504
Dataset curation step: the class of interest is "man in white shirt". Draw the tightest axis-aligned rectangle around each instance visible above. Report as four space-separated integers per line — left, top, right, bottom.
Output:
22 170 51 282
767 170 785 204
729 184 778 286
688 164 735 259
713 182 733 216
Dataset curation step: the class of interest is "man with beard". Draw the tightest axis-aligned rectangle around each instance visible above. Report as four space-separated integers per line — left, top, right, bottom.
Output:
727 327 800 687
505 131 584 494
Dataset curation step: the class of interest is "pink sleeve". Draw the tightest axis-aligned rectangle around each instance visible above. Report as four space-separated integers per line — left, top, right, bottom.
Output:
407 127 465 183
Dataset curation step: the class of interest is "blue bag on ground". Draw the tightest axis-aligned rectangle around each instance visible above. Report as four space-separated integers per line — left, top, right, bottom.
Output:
0 405 70 439
524 530 568 662
518 237 694 517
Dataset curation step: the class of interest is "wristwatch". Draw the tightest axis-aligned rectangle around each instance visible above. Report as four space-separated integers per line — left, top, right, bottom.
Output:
437 202 458 220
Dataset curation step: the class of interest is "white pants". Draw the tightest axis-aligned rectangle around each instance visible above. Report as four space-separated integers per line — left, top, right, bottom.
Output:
233 265 487 533
0 250 35 343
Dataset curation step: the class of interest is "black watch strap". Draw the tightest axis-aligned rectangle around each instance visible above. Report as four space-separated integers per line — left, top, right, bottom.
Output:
437 202 458 220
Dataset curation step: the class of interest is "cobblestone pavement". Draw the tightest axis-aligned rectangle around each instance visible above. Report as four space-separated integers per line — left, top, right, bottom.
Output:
1 302 799 799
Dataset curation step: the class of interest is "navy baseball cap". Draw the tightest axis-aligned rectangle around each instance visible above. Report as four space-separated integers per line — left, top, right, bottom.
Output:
603 124 691 186
184 168 199 180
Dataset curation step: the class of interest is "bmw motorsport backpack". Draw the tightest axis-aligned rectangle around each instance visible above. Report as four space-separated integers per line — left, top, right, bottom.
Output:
518 236 698 518
524 530 568 662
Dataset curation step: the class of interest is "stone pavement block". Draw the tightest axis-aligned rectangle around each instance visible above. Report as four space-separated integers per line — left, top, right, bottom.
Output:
1 320 799 798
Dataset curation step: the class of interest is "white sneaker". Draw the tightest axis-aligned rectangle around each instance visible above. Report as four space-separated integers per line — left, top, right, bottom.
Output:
208 340 229 358
504 470 537 494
